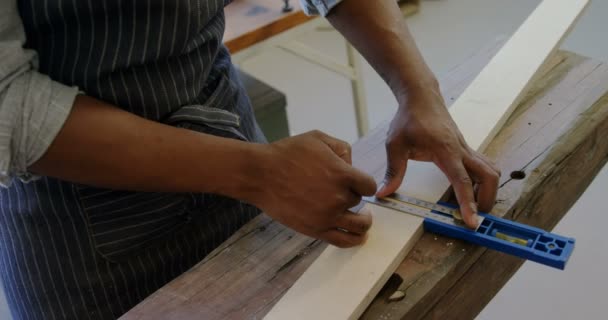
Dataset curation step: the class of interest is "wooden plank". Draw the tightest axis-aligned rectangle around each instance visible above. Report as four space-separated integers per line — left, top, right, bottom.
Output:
424 95 608 320
223 0 421 54
450 0 590 151
264 1 589 319
362 51 608 319
264 207 423 319
119 50 608 320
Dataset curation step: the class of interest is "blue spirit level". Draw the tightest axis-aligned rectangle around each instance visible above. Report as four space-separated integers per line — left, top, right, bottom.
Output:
363 194 575 270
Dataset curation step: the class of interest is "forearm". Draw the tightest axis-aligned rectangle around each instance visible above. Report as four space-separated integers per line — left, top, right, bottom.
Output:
327 0 437 102
30 95 263 199
309 0 498 228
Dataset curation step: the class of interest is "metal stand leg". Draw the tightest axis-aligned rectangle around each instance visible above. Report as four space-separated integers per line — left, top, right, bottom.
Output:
347 43 369 137
233 19 371 137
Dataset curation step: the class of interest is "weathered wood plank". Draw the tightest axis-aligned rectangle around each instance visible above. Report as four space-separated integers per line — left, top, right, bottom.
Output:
121 43 608 320
362 52 608 320
424 93 608 320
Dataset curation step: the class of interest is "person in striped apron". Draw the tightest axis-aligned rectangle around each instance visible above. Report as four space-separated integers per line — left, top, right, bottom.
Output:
0 0 500 319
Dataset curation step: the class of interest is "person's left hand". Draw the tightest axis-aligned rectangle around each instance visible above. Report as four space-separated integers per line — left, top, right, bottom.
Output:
376 83 501 228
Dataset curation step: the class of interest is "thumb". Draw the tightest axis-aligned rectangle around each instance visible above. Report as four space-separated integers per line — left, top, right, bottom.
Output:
376 143 409 197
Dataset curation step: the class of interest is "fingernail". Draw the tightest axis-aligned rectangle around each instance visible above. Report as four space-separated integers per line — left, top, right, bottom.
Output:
472 213 481 228
470 202 480 228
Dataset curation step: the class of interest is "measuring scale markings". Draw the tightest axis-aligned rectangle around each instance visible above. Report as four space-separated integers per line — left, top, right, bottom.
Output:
362 195 484 231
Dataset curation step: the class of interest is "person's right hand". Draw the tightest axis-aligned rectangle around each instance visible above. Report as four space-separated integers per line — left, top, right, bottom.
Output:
251 130 377 248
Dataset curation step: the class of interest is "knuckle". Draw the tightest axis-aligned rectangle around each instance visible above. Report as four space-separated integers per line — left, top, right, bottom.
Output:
343 142 352 153
338 141 351 155
310 129 324 138
384 165 398 179
458 174 474 185
384 169 395 180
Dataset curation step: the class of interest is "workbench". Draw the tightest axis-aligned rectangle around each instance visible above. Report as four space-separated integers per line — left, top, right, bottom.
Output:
223 0 419 54
120 36 608 319
223 0 313 54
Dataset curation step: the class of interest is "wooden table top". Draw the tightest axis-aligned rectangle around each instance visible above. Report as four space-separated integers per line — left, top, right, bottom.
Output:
223 0 314 53
223 0 420 53
121 38 608 320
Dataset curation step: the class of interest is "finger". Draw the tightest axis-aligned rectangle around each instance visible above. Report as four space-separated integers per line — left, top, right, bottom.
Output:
376 141 409 197
465 155 500 213
317 131 352 164
438 158 479 228
334 209 373 235
343 166 377 196
472 150 501 178
320 229 368 248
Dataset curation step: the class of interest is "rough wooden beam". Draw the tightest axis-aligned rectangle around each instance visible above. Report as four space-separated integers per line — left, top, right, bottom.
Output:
422 76 608 320
362 52 608 319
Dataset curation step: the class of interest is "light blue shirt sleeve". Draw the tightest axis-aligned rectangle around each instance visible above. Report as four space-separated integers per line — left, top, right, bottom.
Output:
0 0 78 187
299 0 343 16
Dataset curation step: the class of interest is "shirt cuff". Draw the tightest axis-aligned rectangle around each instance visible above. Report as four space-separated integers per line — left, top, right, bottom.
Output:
300 0 343 17
0 71 77 187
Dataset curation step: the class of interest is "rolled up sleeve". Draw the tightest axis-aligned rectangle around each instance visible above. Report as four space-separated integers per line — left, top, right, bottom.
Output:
299 0 343 16
0 0 78 187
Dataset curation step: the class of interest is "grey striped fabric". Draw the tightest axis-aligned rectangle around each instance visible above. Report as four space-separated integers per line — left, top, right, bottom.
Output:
0 0 266 319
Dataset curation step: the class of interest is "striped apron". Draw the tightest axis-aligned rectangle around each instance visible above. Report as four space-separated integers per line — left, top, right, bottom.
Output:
0 1 266 319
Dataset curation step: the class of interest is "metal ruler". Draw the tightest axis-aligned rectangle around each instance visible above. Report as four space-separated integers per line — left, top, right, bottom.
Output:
363 194 482 229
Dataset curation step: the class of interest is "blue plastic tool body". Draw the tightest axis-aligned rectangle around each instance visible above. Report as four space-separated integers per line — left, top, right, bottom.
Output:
423 202 575 270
